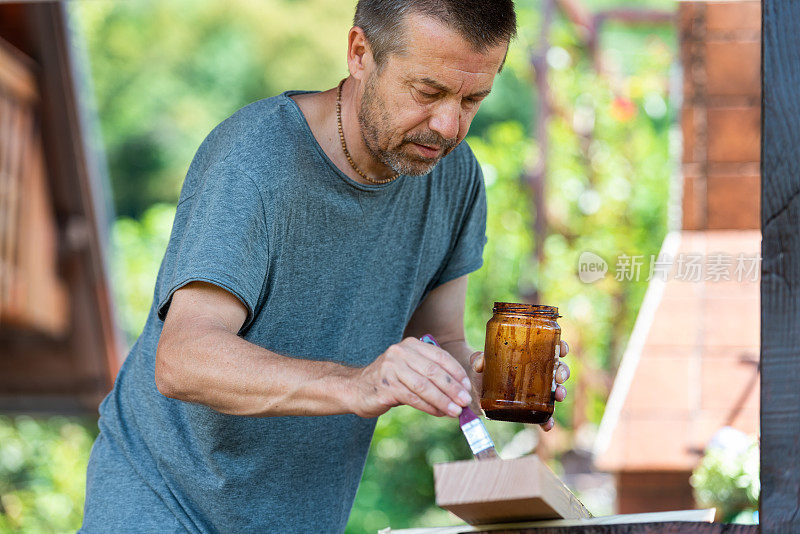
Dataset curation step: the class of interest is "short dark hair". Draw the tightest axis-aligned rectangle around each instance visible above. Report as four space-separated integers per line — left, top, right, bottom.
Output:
353 0 517 67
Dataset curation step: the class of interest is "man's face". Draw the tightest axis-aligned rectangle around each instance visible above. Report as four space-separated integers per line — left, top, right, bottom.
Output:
357 14 508 176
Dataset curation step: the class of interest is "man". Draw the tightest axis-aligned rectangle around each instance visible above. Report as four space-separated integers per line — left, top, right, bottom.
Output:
81 1 571 532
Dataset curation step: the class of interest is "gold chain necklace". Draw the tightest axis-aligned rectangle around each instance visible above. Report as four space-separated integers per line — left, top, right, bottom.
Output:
336 79 400 185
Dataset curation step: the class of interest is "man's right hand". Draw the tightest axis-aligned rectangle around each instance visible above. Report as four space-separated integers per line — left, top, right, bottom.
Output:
348 337 474 419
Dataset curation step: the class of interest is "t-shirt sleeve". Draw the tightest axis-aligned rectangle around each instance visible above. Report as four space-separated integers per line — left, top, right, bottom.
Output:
429 155 488 289
156 160 269 334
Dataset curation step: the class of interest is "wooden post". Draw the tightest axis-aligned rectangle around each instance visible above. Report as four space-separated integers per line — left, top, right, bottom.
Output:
761 0 800 530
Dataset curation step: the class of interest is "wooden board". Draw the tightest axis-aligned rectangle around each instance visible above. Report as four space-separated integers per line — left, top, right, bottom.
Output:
433 456 592 525
379 509 718 533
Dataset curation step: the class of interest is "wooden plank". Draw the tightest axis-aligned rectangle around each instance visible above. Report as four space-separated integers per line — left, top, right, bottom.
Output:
761 0 800 531
380 509 717 533
468 522 756 534
11 117 70 335
434 456 591 525
0 95 12 306
0 97 26 312
5 102 30 316
383 522 752 534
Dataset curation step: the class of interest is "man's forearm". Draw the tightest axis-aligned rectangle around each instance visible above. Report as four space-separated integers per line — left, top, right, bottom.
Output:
156 324 358 417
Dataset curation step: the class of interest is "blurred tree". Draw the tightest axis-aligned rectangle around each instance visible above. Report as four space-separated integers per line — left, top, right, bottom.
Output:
74 0 357 218
111 204 175 344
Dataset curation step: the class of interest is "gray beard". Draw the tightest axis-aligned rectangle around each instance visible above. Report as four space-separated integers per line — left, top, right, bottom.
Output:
357 75 458 176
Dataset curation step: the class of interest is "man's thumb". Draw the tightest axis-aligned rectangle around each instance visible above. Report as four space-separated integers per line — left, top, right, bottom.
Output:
469 351 484 373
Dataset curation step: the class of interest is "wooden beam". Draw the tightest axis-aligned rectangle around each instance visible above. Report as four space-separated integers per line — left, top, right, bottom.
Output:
761 0 800 530
434 456 591 525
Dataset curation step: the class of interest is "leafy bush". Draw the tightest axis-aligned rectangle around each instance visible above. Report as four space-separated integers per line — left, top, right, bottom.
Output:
691 429 759 524
0 417 97 533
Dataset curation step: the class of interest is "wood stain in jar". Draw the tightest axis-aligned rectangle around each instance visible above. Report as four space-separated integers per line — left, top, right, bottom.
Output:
480 302 562 424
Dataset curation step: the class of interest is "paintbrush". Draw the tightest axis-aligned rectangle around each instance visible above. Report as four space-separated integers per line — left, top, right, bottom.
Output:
420 334 499 460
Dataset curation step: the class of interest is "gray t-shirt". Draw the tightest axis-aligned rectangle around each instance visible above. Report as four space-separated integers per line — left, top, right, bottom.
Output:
81 91 487 533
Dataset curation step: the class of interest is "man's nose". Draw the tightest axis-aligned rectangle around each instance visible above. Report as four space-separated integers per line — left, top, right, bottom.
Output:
428 101 460 141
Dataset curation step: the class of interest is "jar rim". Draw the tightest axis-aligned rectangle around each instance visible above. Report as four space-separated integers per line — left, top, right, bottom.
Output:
492 301 561 318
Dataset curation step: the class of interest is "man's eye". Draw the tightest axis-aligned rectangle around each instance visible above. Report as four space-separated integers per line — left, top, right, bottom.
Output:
416 89 439 99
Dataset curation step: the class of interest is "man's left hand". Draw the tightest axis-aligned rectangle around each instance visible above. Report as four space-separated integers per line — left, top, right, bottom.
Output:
468 339 570 432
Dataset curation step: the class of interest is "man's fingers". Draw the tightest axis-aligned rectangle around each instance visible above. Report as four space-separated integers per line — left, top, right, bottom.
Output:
410 338 470 388
405 352 472 408
555 362 570 384
396 366 462 417
555 384 567 402
400 391 448 417
540 417 555 432
560 339 569 358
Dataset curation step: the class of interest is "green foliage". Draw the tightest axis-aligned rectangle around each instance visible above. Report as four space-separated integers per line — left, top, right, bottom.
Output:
691 433 759 524
535 35 675 427
73 0 357 218
0 417 98 534
466 29 675 431
465 121 537 348
111 204 176 344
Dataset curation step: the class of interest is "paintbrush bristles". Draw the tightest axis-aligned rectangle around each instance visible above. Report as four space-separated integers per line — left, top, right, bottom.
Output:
475 447 498 460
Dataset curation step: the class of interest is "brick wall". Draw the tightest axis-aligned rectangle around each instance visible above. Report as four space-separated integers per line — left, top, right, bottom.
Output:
616 471 696 514
679 0 761 230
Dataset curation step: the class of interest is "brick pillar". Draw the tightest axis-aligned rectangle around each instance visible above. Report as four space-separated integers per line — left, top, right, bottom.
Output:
679 0 761 230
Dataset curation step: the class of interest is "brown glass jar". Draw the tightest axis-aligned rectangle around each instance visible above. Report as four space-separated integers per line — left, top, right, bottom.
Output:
480 302 562 424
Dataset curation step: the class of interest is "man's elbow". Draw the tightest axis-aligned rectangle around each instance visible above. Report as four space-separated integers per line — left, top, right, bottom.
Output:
155 334 185 400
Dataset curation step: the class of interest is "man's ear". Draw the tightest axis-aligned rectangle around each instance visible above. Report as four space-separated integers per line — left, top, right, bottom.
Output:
347 26 373 81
